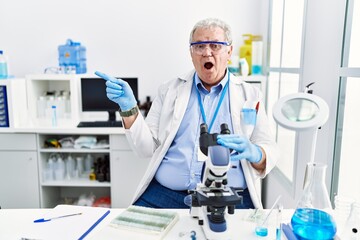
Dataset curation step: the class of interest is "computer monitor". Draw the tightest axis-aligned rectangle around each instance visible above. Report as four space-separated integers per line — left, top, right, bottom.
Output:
80 77 138 121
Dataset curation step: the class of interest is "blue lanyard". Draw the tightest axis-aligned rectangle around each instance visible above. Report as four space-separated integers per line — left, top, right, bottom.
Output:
194 73 230 132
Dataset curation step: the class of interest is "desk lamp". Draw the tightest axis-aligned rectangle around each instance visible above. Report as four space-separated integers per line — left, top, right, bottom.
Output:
272 83 329 163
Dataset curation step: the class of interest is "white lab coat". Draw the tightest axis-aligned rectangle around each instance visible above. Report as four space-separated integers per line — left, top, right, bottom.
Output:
124 70 278 209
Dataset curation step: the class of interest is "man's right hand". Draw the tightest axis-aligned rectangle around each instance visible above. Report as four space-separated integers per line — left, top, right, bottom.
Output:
95 71 137 111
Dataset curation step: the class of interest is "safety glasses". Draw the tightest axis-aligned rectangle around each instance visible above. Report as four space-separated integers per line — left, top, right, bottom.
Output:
190 41 230 55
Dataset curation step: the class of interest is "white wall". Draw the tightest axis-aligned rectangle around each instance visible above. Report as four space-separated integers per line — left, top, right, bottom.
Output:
0 0 264 103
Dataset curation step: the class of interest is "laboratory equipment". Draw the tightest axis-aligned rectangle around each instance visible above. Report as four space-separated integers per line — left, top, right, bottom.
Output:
37 96 47 118
239 58 249 76
228 55 240 75
65 154 76 179
255 195 282 237
51 105 57 127
189 123 243 240
276 204 283 240
239 34 253 74
44 155 55 181
272 83 329 164
138 96 152 117
272 83 336 239
84 154 94 173
58 39 87 74
54 154 65 181
0 50 8 79
291 162 337 239
76 156 84 178
0 85 9 127
251 35 263 75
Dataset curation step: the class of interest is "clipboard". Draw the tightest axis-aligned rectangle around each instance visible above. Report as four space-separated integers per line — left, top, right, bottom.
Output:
23 204 110 240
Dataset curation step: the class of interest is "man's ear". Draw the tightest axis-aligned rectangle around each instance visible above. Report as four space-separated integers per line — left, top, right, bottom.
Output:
227 45 233 56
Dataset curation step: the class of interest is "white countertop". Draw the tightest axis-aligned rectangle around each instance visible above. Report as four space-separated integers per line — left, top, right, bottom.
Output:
0 124 125 134
0 207 293 240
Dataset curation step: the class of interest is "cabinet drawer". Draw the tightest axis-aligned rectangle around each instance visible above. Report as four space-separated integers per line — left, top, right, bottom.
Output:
110 134 131 150
0 133 37 150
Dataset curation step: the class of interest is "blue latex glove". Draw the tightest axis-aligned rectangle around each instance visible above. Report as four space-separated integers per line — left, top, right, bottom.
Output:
94 71 137 111
217 134 263 163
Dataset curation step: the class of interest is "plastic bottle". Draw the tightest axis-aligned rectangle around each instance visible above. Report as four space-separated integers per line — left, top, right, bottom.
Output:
44 155 55 181
65 154 75 179
55 95 65 119
54 155 65 181
37 96 47 118
228 55 240 75
239 34 253 75
76 156 84 178
58 39 87 74
84 154 94 173
252 35 263 75
239 58 249 76
61 90 71 118
0 50 8 79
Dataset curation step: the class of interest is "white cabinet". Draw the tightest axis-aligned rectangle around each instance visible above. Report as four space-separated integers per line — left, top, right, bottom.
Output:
0 133 40 208
0 130 147 209
37 133 111 208
110 135 149 208
33 132 146 208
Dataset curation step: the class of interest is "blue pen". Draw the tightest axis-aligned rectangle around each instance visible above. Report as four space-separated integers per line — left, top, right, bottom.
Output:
34 212 82 223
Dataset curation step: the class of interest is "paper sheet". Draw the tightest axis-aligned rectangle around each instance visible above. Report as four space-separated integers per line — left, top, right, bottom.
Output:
21 204 110 240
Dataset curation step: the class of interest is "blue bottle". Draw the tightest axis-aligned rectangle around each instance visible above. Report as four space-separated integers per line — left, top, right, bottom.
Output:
58 39 87 74
0 50 8 79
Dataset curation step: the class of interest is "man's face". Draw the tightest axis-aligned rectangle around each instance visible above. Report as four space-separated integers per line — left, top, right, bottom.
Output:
190 26 233 89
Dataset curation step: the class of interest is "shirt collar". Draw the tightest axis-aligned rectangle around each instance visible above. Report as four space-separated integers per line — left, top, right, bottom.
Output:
195 70 229 95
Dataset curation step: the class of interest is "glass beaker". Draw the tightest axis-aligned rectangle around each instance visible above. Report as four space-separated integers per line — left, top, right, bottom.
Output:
291 162 337 240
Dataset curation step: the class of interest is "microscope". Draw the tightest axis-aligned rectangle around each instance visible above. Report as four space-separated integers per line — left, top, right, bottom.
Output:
189 123 243 240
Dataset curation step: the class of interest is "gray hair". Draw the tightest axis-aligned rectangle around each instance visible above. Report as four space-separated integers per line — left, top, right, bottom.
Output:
189 18 232 45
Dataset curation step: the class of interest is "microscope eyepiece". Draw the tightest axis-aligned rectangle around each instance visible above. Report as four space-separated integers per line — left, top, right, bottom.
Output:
220 123 230 134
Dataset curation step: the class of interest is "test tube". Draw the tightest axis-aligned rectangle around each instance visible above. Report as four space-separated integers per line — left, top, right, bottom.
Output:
51 105 57 127
276 204 283 240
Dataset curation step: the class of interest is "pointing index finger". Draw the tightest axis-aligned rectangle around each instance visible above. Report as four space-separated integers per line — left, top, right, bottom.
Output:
94 71 118 83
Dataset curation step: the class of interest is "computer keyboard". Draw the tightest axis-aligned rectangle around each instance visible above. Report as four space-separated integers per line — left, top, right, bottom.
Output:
77 121 123 128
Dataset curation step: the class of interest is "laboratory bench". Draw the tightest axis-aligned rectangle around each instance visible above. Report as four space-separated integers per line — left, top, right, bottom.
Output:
0 207 294 240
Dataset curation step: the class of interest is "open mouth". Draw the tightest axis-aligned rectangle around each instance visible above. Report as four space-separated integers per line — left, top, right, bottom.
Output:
204 62 214 70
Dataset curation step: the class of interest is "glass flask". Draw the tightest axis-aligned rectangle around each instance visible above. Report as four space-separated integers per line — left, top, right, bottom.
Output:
291 162 337 240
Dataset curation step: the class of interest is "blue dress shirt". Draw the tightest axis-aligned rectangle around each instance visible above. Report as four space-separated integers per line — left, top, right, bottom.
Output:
155 72 247 190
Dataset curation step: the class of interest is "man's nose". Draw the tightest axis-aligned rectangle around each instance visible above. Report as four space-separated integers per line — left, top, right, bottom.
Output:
202 45 212 56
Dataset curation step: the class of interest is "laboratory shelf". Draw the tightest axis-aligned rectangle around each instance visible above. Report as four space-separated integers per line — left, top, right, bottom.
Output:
41 179 111 187
39 148 110 153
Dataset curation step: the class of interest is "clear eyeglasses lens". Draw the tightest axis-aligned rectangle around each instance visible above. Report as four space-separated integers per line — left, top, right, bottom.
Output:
191 42 229 55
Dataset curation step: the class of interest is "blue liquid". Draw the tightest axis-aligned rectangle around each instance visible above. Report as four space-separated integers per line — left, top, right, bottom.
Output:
255 226 268 237
252 65 262 75
291 208 337 240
